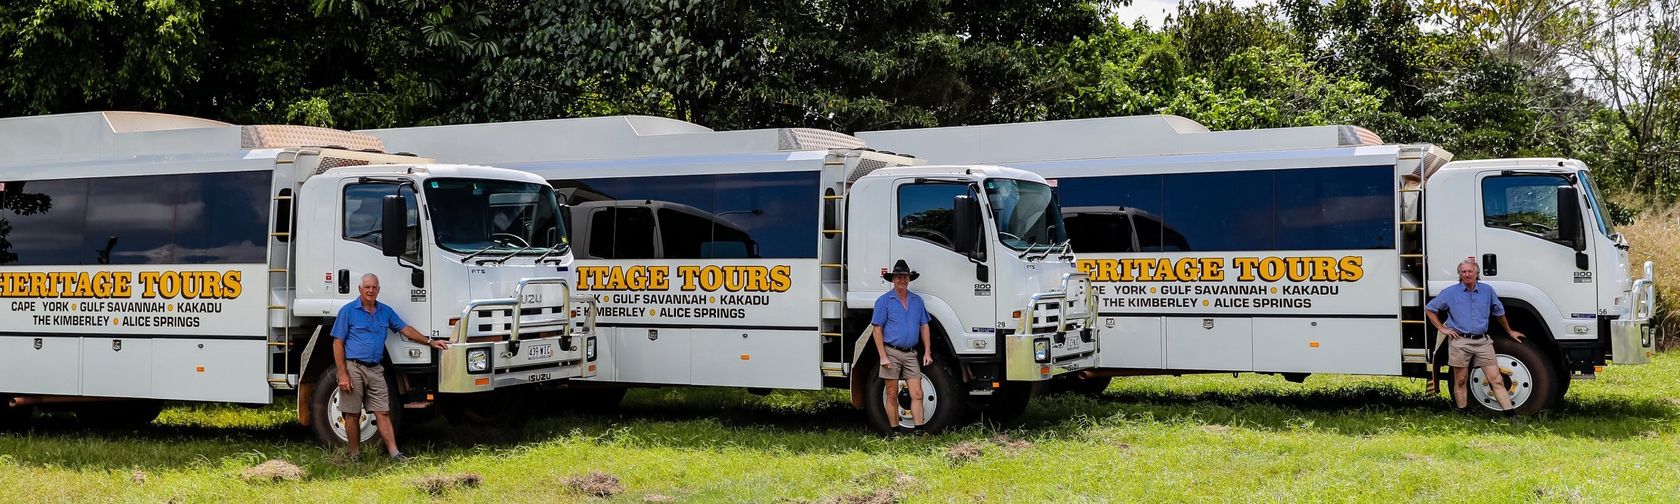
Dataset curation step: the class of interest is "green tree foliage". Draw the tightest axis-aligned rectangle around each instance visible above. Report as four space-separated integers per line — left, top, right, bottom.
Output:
3 0 1678 202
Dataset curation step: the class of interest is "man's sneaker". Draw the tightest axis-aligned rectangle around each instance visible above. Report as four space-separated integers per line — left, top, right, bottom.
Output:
390 452 410 462
1505 414 1524 427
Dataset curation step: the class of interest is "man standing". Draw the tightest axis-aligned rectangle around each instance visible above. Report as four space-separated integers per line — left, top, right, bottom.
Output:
871 259 933 433
1426 259 1526 424
332 273 448 460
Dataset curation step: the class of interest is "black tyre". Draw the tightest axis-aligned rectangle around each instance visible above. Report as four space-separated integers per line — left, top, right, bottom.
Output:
75 400 163 429
968 381 1035 428
1450 337 1559 415
309 365 400 446
441 388 531 428
0 396 31 430
862 355 964 435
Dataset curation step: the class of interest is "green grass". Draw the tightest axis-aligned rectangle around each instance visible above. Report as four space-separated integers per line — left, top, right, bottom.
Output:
5 355 1680 503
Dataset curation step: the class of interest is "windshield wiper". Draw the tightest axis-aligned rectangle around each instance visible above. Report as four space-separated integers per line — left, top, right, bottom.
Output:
490 244 537 265
532 244 570 265
459 243 501 264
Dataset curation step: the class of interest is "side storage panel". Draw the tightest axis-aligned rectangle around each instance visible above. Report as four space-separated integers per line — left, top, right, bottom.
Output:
82 337 153 398
1253 318 1401 375
152 339 271 403
0 336 81 395
1165 317 1253 371
1097 316 1164 369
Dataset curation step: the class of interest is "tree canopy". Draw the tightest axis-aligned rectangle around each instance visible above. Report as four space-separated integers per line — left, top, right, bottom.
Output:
3 0 1675 203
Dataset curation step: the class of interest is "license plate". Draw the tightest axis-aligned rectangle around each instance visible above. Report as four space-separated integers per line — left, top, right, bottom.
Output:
527 343 554 359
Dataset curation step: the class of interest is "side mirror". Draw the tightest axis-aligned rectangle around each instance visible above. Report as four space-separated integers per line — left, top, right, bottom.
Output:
1556 185 1584 252
952 195 981 256
381 194 408 258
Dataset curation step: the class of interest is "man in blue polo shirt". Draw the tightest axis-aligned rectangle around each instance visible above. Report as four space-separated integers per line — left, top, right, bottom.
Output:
332 273 448 460
871 259 933 432
1426 258 1526 423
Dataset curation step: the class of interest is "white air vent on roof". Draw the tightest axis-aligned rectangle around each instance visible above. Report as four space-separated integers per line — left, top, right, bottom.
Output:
242 125 385 151
779 128 866 151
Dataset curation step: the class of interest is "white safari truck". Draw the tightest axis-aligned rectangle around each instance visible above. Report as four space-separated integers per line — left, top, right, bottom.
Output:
0 112 598 443
861 116 1658 412
363 117 1099 433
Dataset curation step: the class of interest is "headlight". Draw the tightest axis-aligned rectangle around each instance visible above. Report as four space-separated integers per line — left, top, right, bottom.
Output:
1033 338 1051 363
586 336 597 362
467 347 491 373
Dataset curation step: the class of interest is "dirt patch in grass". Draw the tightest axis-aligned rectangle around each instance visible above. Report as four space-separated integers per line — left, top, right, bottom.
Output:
945 441 986 464
818 489 896 504
240 459 305 483
566 471 623 498
413 473 482 496
643 494 676 503
988 434 1034 454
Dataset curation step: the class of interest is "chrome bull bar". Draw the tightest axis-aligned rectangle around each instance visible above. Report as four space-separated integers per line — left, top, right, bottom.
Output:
438 278 600 393
1612 261 1657 365
1005 272 1100 381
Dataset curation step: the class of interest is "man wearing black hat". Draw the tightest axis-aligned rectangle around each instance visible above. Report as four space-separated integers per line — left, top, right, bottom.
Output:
871 259 933 431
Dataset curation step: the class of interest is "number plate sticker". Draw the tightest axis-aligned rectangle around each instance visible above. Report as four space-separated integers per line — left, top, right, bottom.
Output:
527 343 554 359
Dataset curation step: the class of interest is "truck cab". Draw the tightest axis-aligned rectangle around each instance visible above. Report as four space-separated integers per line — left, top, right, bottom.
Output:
1419 158 1656 387
846 165 1098 387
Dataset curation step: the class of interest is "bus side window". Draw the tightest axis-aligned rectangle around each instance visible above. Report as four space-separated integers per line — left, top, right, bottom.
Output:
1064 213 1135 253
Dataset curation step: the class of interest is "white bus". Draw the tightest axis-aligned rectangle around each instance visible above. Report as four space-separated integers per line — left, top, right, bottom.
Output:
860 115 1657 412
0 112 598 444
364 117 1099 433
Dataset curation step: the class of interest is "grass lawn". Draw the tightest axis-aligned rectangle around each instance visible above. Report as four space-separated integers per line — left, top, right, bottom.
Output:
3 354 1678 503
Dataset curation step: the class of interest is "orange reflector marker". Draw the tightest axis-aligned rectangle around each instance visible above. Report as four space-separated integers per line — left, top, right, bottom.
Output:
474 378 489 386
195 366 205 373
1309 341 1320 348
1012 310 1022 319
426 394 434 401
588 364 596 373
991 381 1001 389
1039 366 1050 375
740 354 751 361
448 317 460 327
1594 366 1604 373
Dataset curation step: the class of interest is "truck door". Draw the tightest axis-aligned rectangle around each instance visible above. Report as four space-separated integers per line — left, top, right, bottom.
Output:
333 180 432 346
1475 173 1598 332
891 180 995 350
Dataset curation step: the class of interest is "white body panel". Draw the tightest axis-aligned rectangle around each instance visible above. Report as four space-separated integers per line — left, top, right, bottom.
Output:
861 116 1651 378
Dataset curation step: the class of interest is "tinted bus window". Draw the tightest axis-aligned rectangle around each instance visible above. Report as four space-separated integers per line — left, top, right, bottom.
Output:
1162 171 1276 251
84 175 178 264
0 171 269 266
0 179 89 265
176 171 269 263
1063 211 1134 253
1057 174 1163 249
554 171 819 259
1055 167 1392 252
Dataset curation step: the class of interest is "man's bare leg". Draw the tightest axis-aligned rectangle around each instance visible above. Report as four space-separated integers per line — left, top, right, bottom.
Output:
343 412 361 457
374 411 399 455
882 378 899 426
1482 364 1516 411
1452 367 1470 409
907 378 925 426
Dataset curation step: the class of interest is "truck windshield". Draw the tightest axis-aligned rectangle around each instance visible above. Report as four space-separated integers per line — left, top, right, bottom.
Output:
1577 170 1614 236
984 178 1068 251
425 178 568 254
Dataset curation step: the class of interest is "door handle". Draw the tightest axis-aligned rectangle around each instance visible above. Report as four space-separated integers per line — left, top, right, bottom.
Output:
1481 254 1497 276
338 269 350 294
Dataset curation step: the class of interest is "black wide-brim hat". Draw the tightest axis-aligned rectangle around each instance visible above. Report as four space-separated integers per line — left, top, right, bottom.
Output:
882 259 920 281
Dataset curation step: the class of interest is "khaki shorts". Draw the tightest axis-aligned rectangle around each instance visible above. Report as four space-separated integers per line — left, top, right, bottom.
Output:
1448 336 1498 368
338 361 391 413
880 345 922 381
